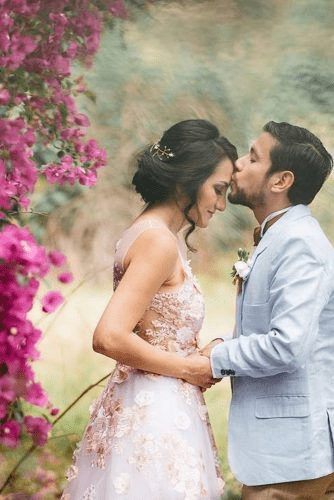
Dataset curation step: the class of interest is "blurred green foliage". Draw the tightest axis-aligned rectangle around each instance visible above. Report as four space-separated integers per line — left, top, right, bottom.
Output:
35 0 334 263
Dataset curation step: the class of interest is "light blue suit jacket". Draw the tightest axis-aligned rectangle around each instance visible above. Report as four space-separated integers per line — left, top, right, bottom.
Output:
211 204 334 486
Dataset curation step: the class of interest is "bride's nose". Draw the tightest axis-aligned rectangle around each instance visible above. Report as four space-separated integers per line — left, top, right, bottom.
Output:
216 198 226 212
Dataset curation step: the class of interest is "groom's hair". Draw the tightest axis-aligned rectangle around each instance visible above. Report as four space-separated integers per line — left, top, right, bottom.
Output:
263 121 333 205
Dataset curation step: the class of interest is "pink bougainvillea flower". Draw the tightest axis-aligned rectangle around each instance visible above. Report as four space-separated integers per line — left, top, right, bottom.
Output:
60 128 85 141
0 32 10 53
0 88 10 105
74 113 90 127
25 381 48 407
0 225 49 277
24 416 52 446
41 291 64 313
57 272 73 284
48 250 66 267
0 420 21 448
0 0 110 449
6 321 42 362
66 41 78 59
0 399 8 420
0 375 16 404
78 168 97 186
0 376 16 418
109 0 129 18
0 117 39 211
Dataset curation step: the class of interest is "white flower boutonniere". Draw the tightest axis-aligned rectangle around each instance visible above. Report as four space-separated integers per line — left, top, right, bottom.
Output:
231 248 250 295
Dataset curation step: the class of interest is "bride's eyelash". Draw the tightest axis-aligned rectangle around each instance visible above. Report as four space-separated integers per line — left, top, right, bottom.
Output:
215 186 226 196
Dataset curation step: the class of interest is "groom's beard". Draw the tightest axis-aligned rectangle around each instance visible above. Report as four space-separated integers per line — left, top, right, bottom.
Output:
228 188 266 210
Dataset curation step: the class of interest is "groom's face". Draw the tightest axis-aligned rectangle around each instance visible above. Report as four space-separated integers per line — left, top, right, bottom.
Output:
228 132 279 209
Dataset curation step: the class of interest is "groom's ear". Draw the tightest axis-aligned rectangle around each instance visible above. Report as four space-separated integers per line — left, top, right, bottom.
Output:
270 170 294 195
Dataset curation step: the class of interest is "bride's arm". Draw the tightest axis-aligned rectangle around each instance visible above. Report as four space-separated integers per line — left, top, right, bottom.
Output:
93 229 213 388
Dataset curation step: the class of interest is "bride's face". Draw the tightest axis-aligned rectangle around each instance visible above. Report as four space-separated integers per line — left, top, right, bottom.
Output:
188 157 234 228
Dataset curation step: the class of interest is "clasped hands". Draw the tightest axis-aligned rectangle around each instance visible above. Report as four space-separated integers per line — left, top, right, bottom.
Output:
184 338 224 390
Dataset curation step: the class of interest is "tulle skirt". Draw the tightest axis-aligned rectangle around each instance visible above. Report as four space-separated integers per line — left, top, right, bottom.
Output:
61 366 224 500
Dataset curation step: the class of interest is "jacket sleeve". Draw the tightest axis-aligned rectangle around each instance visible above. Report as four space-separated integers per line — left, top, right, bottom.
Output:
211 236 331 378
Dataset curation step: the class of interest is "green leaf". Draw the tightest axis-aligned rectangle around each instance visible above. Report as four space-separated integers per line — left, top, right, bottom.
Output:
25 107 33 123
59 103 68 126
84 90 97 103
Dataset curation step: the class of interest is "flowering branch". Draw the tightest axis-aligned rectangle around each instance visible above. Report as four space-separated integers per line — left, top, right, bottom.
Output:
0 443 37 494
52 371 112 427
0 370 112 493
0 0 131 453
7 210 49 216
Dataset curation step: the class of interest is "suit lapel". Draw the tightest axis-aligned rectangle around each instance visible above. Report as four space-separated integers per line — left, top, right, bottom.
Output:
243 204 310 283
235 205 311 338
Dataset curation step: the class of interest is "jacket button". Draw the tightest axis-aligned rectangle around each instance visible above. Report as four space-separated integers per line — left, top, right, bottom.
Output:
220 369 226 376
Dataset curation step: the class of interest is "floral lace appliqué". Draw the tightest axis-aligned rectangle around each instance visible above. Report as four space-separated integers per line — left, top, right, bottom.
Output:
113 473 131 494
161 433 206 500
128 433 161 471
83 484 96 500
84 383 123 469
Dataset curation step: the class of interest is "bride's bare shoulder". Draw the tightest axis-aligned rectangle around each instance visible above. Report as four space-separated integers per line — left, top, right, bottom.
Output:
123 221 178 270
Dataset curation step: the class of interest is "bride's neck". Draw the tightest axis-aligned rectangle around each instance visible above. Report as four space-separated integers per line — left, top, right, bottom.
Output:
140 201 186 235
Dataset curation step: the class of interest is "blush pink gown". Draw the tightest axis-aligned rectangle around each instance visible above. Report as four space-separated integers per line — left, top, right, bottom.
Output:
61 220 224 500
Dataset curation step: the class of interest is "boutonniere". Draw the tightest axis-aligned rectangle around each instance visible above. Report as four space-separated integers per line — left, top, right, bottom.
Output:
231 248 250 295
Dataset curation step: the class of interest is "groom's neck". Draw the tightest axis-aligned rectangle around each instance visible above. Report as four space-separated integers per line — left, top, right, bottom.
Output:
254 201 292 225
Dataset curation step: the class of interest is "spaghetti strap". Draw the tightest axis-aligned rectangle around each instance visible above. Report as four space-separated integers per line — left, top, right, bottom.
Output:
115 219 178 270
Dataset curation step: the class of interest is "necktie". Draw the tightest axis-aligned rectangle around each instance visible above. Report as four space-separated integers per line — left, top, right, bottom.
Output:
253 226 261 246
253 213 287 246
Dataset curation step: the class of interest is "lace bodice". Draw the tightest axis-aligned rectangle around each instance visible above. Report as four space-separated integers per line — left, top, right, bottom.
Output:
113 220 205 357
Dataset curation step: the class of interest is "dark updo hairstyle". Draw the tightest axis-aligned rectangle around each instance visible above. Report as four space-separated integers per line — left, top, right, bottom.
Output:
132 119 237 250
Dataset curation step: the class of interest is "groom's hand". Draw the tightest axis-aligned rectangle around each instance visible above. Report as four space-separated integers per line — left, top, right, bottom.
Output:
182 353 216 389
200 338 224 358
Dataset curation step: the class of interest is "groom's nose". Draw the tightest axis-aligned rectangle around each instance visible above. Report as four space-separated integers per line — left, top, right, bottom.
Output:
234 157 243 172
235 154 248 172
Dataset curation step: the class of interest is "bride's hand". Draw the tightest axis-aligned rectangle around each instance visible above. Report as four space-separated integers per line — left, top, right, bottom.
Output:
200 338 224 358
182 353 217 389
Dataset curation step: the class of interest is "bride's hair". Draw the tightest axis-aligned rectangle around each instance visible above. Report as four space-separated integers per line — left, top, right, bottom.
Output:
132 119 237 249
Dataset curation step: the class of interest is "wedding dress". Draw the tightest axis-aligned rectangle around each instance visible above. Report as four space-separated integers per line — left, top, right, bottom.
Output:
61 220 224 500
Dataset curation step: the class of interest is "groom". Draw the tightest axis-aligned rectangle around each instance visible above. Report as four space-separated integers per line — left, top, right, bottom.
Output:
203 121 334 499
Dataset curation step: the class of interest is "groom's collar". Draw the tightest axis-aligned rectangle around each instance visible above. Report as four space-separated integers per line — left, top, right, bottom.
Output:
245 205 311 283
260 207 292 238
258 204 310 243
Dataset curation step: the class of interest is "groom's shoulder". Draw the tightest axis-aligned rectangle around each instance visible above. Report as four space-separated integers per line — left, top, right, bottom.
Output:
274 208 334 265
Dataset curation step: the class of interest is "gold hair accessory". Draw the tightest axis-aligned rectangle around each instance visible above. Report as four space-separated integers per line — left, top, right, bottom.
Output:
150 143 175 160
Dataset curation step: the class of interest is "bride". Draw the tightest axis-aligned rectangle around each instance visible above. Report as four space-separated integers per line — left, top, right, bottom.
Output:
61 119 237 500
